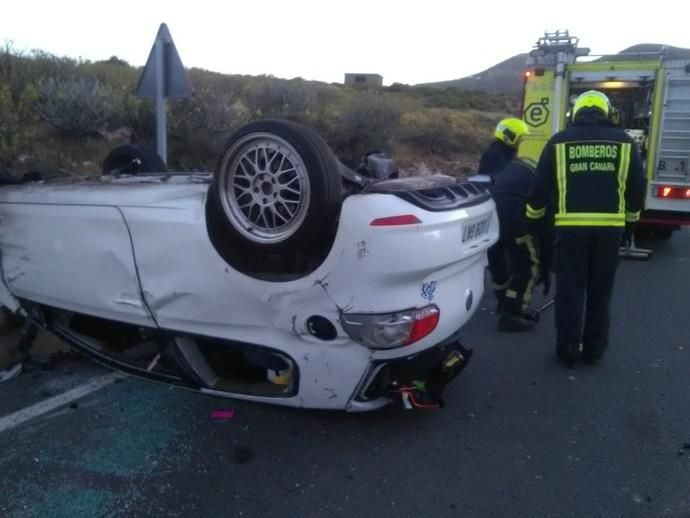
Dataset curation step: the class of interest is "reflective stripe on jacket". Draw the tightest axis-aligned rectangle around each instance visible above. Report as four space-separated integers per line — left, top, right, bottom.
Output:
526 113 646 229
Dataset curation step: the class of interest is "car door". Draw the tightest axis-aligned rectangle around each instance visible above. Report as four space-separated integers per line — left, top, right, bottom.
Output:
0 202 155 327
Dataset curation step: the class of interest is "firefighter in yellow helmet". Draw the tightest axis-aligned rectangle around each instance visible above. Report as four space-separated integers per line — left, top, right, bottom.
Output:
526 90 647 366
478 118 530 175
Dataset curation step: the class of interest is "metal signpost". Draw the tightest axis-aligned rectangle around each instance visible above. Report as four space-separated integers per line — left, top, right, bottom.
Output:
136 23 192 165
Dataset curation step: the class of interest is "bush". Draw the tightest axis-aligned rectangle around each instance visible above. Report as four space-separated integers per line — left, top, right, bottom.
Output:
0 42 515 175
0 44 40 170
398 109 498 156
167 89 251 170
0 83 39 170
247 77 318 119
35 75 139 137
326 91 402 159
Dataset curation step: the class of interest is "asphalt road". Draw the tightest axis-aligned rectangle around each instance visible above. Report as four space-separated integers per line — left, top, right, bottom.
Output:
1 230 689 518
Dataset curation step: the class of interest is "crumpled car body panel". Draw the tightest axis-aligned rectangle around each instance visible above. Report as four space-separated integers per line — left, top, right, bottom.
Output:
0 174 498 411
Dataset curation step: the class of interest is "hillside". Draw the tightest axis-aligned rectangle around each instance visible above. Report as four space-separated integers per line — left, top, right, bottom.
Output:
606 43 690 60
417 54 527 97
0 45 517 180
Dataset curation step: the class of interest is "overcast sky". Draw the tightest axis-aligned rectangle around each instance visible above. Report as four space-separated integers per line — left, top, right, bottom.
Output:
2 0 688 85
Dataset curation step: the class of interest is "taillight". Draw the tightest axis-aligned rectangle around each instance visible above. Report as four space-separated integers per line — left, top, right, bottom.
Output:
408 307 441 344
341 305 440 349
370 214 422 226
654 186 690 199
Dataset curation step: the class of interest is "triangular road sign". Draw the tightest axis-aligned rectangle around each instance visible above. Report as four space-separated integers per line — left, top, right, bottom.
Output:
136 23 192 98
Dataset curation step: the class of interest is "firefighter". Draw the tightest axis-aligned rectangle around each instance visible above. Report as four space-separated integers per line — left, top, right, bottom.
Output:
487 158 552 331
526 90 647 366
478 118 530 175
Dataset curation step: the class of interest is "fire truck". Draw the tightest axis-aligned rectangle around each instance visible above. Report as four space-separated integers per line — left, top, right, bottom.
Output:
519 31 690 239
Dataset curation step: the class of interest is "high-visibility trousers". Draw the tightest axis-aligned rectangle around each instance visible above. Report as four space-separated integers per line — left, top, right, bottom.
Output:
487 233 540 314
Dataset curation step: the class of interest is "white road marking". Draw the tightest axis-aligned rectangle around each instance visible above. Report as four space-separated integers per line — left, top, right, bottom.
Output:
0 372 126 434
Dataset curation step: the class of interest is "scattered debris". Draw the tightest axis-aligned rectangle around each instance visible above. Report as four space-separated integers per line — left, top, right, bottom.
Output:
235 446 254 464
211 409 235 420
47 349 83 363
21 358 53 373
632 494 654 504
0 364 22 383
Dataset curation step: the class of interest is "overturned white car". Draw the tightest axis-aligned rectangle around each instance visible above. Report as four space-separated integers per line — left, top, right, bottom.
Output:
0 120 497 411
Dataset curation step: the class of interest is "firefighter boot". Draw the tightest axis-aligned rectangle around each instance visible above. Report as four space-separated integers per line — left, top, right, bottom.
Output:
494 289 506 314
556 342 582 368
583 340 608 365
498 310 537 332
498 295 537 332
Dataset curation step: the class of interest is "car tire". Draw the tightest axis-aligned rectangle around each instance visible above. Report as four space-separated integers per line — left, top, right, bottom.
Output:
102 144 167 175
209 119 342 253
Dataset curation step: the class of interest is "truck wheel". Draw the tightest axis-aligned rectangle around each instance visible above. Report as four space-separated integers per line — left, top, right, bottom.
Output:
209 119 342 252
102 144 167 175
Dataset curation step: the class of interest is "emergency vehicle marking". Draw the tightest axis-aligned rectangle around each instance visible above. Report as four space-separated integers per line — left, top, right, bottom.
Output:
568 144 619 160
565 143 621 174
524 98 550 127
659 160 687 172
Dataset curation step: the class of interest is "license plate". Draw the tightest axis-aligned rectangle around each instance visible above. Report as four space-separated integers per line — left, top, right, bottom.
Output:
462 216 491 243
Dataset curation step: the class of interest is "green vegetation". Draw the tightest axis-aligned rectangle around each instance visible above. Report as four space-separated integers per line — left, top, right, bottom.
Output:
0 43 517 178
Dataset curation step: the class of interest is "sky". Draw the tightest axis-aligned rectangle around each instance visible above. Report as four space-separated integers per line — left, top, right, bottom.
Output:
1 0 688 86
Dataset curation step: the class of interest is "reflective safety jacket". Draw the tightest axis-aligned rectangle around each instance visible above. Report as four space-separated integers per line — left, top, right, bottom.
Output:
526 114 646 229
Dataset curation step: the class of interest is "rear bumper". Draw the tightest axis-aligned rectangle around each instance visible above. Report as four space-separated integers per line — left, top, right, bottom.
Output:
347 331 472 411
640 210 690 227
